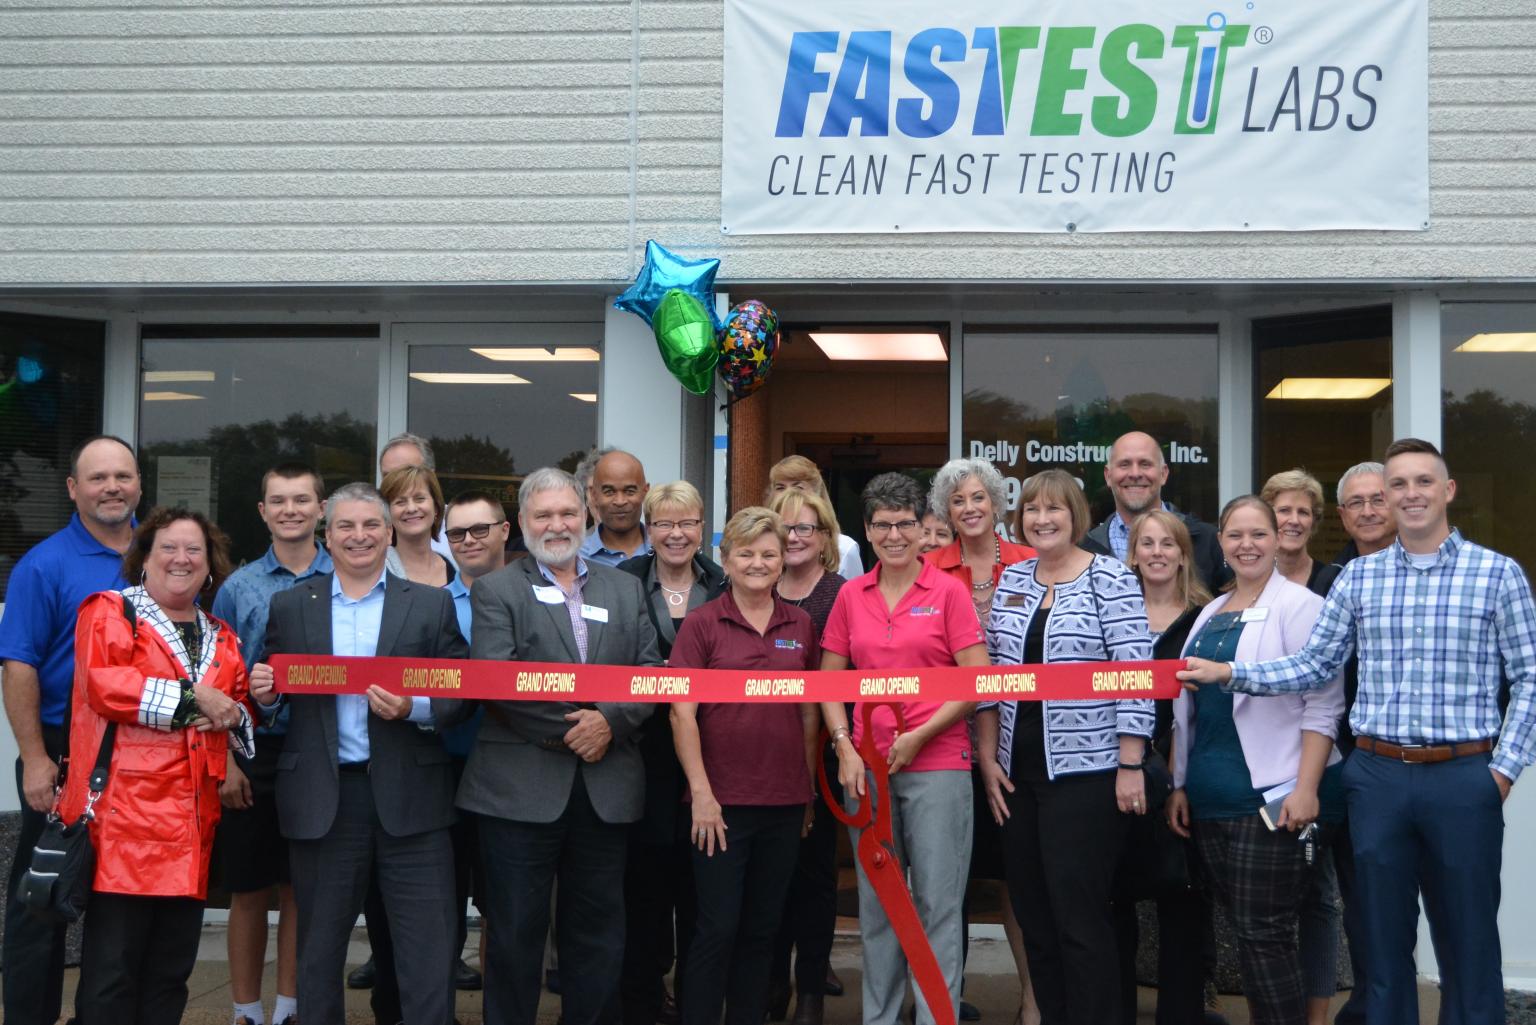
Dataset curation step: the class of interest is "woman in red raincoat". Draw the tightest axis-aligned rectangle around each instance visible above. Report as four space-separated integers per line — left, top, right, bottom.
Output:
58 506 254 1025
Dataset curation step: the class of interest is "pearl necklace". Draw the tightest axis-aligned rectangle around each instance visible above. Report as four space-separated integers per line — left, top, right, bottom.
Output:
971 535 1002 591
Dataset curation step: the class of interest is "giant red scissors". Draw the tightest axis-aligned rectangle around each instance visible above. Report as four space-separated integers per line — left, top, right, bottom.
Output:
817 702 957 1025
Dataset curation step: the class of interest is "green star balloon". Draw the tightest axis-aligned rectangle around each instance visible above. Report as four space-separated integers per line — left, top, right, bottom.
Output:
651 289 719 395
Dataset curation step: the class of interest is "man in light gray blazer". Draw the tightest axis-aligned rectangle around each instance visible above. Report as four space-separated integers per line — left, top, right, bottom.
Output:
454 467 659 1025
251 482 468 1025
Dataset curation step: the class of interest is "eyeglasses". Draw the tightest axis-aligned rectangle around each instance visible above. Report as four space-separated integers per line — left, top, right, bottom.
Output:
445 522 505 543
786 523 827 538
650 518 703 533
868 519 920 535
1341 495 1388 513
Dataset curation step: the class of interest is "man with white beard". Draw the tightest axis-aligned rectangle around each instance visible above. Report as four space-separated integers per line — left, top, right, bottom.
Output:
446 467 660 1025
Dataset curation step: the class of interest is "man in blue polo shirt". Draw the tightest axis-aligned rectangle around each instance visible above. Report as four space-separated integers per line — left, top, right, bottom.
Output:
0 434 139 1025
211 462 332 1025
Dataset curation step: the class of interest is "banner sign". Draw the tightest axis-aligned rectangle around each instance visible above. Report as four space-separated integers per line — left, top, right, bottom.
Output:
270 653 1184 703
721 0 1429 234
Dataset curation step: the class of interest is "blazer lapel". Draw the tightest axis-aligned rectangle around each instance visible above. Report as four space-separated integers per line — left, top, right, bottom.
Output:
580 571 608 663
376 577 415 658
300 575 339 763
522 560 581 663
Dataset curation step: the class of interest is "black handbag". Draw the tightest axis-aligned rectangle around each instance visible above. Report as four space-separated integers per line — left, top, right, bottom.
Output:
17 721 116 924
16 594 136 923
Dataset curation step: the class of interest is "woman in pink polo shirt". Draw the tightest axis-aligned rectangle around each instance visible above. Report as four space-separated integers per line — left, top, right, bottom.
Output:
820 473 990 1025
669 507 822 1025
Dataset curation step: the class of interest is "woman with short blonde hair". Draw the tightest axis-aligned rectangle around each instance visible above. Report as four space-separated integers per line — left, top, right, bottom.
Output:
1259 469 1335 596
766 455 864 581
669 507 820 1025
380 464 451 587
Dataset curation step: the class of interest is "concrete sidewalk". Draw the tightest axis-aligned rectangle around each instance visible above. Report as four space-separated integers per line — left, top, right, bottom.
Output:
46 923 1444 1025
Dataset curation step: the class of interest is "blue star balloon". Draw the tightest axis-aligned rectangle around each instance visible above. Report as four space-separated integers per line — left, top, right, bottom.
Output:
614 240 721 329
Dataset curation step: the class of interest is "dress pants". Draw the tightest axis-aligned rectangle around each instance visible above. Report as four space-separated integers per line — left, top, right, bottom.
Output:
289 772 457 1025
620 820 695 1025
846 769 971 1025
682 804 802 1025
1343 749 1505 1025
74 892 204 1025
479 770 628 1025
3 727 68 1025
771 771 842 996
1328 816 1369 1025
1003 771 1126 1025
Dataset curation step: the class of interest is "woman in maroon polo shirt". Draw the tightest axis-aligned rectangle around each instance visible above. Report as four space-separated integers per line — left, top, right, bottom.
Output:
670 506 821 1025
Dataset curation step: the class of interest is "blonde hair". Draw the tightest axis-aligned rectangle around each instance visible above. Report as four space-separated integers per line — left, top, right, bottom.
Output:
1260 468 1324 539
720 506 787 556
643 480 704 523
766 455 829 500
380 464 445 537
770 489 841 574
1126 509 1213 610
1014 469 1091 544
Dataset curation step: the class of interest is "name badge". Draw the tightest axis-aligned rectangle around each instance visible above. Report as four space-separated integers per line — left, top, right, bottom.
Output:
532 585 565 605
910 606 940 617
580 604 609 624
1004 594 1027 607
1240 607 1270 623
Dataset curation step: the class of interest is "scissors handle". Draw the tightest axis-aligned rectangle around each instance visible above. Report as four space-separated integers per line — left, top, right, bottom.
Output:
816 702 908 829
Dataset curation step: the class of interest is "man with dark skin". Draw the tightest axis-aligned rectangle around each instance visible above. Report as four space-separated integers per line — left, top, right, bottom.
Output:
580 449 652 566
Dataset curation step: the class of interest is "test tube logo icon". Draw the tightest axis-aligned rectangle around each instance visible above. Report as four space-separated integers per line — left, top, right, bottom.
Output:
1172 12 1250 135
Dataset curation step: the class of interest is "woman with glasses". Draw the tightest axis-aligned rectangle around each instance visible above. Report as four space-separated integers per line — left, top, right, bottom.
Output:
765 488 848 1025
768 455 865 581
820 473 989 1025
617 481 727 1025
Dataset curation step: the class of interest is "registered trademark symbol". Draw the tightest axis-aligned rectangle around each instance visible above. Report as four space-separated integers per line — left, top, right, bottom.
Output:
1255 26 1274 44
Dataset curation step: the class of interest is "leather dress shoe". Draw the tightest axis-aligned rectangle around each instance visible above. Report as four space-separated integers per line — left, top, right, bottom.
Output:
347 956 377 989
455 957 483 991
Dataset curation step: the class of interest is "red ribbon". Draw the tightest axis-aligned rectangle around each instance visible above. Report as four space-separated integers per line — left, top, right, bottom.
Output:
269 653 1183 701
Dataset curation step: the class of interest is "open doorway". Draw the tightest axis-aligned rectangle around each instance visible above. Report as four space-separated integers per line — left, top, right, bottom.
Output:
727 324 949 566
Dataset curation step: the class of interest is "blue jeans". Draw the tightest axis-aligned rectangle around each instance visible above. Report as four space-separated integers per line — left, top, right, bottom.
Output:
1342 749 1505 1025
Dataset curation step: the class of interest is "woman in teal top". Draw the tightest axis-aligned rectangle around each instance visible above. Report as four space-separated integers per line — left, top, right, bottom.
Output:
1166 497 1346 1025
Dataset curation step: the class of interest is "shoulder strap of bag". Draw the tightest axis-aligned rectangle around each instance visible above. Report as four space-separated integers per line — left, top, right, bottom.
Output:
59 595 134 799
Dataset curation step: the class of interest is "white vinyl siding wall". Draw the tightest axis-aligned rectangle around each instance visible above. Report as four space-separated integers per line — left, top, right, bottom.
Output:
0 0 1532 285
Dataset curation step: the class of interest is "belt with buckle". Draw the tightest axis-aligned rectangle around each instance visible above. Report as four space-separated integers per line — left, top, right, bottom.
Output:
1356 736 1493 763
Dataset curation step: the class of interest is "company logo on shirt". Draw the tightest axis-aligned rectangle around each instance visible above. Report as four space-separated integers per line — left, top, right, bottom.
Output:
774 638 804 649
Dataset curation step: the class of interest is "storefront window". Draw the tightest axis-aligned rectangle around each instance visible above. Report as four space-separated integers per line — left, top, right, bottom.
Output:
402 326 601 519
1442 303 1536 575
1253 306 1392 561
0 312 106 601
139 325 381 564
962 327 1219 528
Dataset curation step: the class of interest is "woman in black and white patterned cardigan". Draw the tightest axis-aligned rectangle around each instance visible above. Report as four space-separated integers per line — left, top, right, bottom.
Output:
976 469 1155 1025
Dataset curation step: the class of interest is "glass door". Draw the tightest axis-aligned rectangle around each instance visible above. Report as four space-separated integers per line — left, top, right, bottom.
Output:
961 326 1221 529
393 322 603 523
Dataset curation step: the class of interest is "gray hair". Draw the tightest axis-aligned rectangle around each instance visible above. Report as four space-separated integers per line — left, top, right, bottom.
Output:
381 432 435 471
861 472 924 524
325 482 390 524
519 467 586 518
928 458 1009 530
574 446 615 493
1336 461 1386 504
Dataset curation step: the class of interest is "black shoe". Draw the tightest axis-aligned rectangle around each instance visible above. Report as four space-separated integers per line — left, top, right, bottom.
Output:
546 967 562 995
348 956 377 989
960 1001 981 1022
455 957 483 991
823 966 844 998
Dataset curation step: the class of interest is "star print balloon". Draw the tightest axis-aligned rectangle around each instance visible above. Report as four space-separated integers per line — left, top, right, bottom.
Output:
716 300 780 399
651 289 720 396
614 240 721 328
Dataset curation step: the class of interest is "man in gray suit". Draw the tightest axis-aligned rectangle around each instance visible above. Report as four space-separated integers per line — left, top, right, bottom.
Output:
249 481 468 1025
455 467 660 1025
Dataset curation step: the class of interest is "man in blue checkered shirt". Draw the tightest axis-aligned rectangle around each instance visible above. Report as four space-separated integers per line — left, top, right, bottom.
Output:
1181 438 1536 1025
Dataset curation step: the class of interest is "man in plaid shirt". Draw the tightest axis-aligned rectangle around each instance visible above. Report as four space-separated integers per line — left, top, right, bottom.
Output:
1181 438 1536 1025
